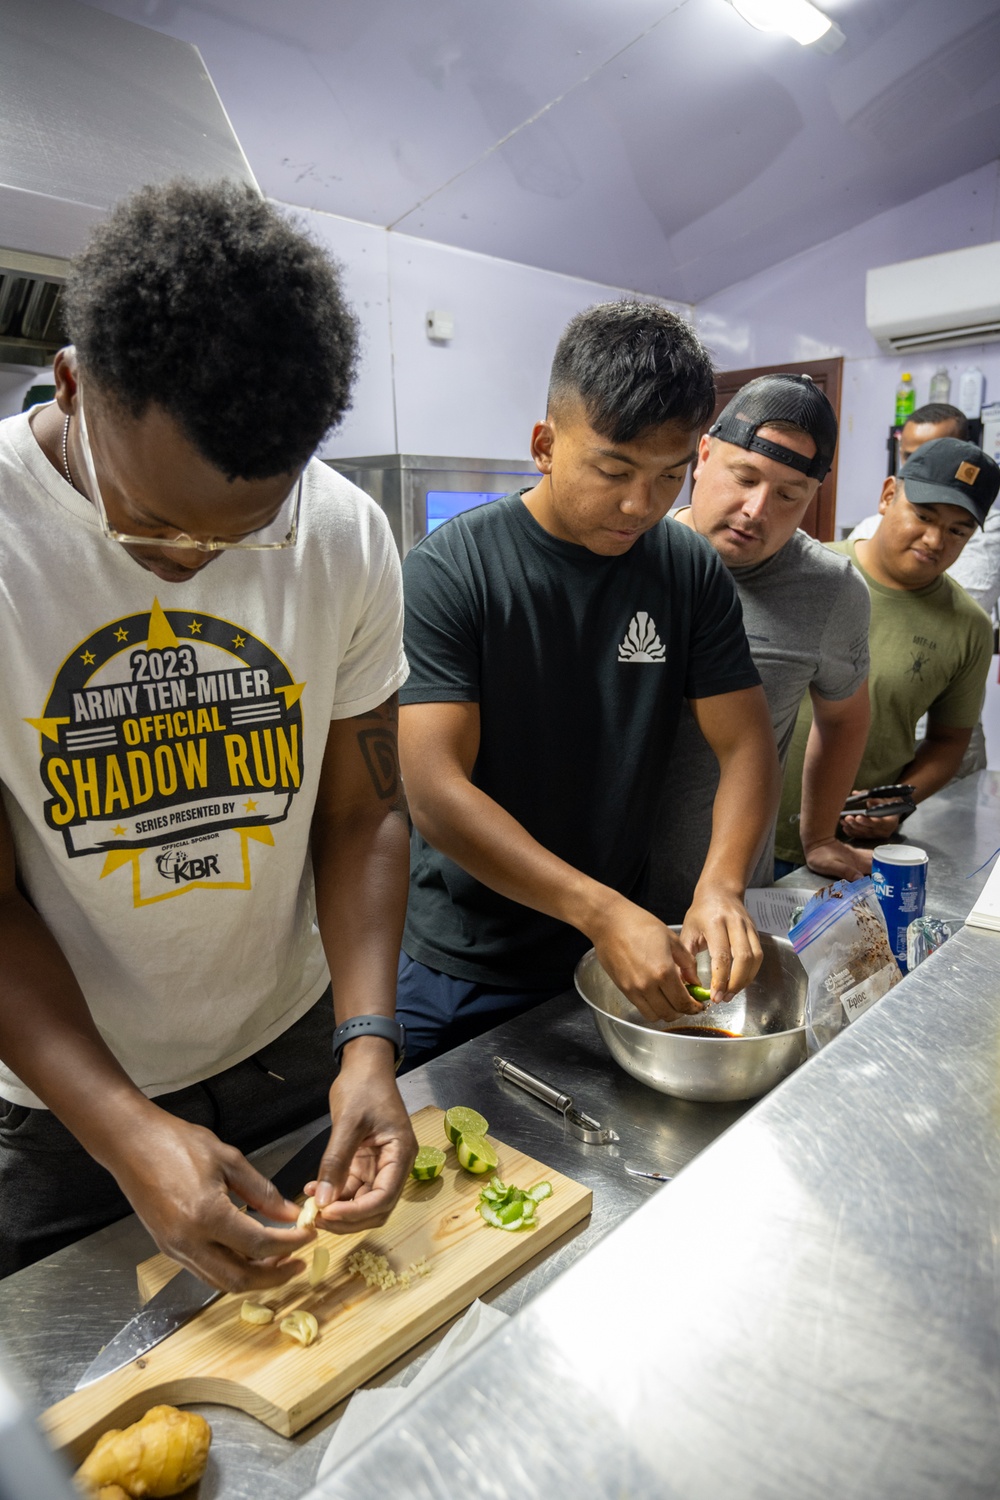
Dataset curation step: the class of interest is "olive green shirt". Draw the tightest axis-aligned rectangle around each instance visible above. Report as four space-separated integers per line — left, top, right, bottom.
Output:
775 540 993 864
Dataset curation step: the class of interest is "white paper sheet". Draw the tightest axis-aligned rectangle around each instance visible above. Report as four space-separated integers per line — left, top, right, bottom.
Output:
317 1298 509 1477
745 886 815 936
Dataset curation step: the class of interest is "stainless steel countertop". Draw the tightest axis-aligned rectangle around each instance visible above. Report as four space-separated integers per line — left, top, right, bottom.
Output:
4 772 998 1497
312 771 1000 1500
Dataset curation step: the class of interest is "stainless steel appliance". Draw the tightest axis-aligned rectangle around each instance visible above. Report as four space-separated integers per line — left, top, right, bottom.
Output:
327 454 538 555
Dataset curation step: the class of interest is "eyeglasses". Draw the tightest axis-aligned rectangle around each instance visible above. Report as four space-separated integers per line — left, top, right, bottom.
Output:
75 387 301 551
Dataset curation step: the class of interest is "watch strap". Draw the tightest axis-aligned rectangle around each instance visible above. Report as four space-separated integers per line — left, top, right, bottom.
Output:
331 1014 405 1077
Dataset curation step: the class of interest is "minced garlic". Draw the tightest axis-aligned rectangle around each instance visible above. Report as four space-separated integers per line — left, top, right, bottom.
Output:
346 1249 430 1290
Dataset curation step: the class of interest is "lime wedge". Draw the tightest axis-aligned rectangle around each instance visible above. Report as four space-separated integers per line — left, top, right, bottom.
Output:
444 1106 488 1146
411 1145 446 1182
455 1133 498 1174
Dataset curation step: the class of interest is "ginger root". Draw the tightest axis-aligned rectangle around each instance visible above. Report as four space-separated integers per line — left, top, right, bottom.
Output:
76 1405 211 1498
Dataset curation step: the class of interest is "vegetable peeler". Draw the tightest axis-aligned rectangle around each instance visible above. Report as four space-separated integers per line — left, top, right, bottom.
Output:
493 1056 619 1143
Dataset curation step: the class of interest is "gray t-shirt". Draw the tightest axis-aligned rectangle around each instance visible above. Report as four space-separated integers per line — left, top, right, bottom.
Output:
646 524 871 923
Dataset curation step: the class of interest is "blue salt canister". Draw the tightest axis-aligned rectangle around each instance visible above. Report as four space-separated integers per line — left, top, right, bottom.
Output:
871 844 928 973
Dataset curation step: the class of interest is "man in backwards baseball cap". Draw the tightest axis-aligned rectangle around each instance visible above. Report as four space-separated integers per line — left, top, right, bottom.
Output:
776 435 997 858
649 374 874 928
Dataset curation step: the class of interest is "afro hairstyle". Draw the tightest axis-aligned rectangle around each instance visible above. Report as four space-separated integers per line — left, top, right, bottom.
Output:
63 178 360 479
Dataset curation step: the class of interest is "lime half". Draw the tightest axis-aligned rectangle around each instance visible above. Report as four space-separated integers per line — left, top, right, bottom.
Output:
411 1145 446 1182
444 1106 488 1146
456 1133 498 1175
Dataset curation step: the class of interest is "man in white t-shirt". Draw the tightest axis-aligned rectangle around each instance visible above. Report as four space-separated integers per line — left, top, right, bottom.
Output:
0 181 416 1284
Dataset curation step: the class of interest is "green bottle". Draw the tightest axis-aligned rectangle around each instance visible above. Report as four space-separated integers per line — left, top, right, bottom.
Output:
895 372 916 425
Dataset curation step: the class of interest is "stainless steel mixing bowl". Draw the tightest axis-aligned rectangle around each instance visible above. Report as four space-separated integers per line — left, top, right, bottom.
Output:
574 934 808 1103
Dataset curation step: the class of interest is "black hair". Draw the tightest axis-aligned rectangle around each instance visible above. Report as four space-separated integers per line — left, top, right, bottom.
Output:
63 179 360 480
907 403 968 437
547 301 715 443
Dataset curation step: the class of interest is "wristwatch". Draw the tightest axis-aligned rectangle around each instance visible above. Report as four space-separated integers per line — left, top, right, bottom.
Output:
331 1014 406 1078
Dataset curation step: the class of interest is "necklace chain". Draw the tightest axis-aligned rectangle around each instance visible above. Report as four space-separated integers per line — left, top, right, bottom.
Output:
61 413 74 488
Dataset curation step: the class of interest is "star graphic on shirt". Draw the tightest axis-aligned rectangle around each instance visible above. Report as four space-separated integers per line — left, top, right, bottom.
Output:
232 634 246 649
188 620 203 635
243 798 258 812
114 627 128 643
80 650 96 666
112 825 127 836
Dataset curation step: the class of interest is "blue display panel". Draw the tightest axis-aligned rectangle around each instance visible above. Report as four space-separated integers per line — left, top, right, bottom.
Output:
425 490 504 532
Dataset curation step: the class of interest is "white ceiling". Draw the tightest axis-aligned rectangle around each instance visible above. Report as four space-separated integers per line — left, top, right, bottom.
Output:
84 0 1000 302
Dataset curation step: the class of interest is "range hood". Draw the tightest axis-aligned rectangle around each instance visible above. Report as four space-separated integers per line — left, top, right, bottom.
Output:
0 0 258 366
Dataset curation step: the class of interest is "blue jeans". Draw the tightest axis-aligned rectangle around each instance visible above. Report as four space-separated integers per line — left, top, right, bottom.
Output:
395 951 566 1074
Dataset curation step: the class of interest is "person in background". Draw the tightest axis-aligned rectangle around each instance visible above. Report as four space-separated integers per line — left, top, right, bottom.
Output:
776 438 998 862
858 403 970 493
849 402 999 774
0 181 416 1283
395 302 781 1070
648 375 872 927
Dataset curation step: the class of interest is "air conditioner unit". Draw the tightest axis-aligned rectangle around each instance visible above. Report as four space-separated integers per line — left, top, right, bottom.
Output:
866 241 1000 355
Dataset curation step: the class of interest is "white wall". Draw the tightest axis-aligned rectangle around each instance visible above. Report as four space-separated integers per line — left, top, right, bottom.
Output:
696 159 1000 528
291 205 691 463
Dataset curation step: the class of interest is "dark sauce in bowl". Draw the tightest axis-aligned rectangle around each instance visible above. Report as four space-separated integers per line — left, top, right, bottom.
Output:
668 1026 741 1039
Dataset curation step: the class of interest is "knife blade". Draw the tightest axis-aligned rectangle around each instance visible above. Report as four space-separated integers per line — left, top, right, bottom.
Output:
75 1119 330 1389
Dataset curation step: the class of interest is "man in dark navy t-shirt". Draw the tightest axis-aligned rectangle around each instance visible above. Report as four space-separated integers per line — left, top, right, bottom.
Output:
396 302 782 1068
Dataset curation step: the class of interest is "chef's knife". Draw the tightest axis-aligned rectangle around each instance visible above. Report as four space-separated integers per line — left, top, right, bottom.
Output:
74 1120 329 1389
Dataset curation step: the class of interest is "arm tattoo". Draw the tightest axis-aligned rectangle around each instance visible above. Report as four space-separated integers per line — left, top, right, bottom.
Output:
352 694 409 821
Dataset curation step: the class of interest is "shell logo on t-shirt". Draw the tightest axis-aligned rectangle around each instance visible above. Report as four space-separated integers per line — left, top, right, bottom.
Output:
25 600 305 906
617 612 666 663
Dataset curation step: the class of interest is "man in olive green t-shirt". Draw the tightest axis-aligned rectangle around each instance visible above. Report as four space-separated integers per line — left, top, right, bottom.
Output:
776 437 997 865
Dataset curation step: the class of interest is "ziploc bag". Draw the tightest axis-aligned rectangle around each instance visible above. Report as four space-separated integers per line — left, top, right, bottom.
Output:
789 877 902 1053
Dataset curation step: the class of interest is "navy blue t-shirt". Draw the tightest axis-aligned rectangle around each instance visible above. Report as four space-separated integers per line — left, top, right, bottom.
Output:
400 493 759 988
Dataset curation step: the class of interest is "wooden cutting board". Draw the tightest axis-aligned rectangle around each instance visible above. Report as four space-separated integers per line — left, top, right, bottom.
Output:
43 1106 591 1461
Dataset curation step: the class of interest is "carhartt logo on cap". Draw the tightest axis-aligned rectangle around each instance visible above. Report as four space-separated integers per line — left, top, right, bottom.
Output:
956 461 980 485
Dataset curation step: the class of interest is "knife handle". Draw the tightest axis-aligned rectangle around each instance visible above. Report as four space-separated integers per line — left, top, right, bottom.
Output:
493 1056 572 1115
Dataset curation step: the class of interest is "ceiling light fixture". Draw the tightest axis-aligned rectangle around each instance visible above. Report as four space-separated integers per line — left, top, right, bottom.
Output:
726 0 846 52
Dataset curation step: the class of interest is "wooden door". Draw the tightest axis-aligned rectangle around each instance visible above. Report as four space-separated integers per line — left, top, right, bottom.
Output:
708 356 843 542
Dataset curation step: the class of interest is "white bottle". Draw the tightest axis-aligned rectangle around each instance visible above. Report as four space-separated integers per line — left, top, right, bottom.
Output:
929 366 951 403
957 366 985 420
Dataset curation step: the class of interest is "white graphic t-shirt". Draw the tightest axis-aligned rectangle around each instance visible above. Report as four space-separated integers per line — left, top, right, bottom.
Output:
0 412 408 1108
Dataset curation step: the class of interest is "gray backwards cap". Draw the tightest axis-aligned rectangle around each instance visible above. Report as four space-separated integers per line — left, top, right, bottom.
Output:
709 374 838 481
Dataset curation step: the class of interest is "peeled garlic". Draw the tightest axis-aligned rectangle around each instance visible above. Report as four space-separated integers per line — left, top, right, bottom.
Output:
309 1245 330 1287
240 1301 274 1325
280 1310 319 1347
296 1196 319 1229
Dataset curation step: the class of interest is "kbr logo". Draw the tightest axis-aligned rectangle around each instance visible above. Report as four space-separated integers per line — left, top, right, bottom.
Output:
155 846 221 884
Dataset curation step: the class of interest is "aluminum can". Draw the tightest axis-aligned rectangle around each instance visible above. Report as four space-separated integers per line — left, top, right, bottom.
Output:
871 844 928 972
